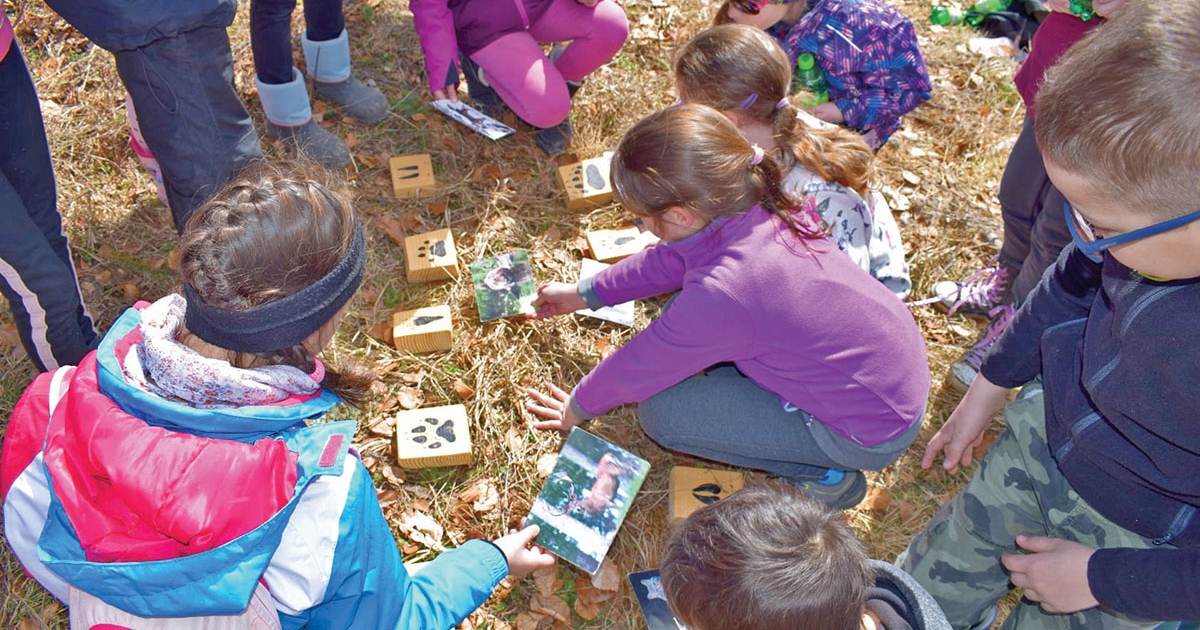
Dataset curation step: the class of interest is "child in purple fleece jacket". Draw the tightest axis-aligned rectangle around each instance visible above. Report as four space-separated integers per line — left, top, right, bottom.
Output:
717 0 932 150
525 104 930 510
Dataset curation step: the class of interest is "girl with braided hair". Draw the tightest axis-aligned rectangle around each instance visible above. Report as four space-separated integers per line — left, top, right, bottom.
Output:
1 166 553 628
526 105 930 510
675 24 911 299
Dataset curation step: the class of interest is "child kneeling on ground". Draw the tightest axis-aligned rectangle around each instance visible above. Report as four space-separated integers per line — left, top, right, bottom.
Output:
898 1 1200 627
0 166 553 628
526 104 930 510
661 481 951 630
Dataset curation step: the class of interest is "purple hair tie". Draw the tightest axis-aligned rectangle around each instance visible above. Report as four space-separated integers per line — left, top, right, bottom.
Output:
750 144 765 165
776 97 789 109
738 93 759 109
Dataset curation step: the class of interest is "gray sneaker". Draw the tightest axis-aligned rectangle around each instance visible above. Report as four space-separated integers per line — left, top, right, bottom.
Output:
267 119 350 169
313 76 389 125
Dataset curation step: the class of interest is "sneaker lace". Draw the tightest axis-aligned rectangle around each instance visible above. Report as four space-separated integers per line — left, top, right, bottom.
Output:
946 257 1012 317
960 304 1015 369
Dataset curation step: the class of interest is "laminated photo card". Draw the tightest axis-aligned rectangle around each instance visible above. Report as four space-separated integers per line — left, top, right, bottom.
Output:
629 569 689 630
577 258 634 327
469 250 537 322
431 99 515 140
526 428 650 575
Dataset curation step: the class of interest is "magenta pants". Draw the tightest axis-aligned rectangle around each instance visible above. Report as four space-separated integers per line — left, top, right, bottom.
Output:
468 0 628 128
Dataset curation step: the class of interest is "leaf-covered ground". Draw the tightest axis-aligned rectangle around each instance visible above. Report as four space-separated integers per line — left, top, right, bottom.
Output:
0 0 1026 627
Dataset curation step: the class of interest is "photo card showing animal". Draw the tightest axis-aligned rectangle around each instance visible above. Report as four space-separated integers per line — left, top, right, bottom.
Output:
431 99 515 140
404 228 459 284
667 467 746 527
392 305 453 353
389 154 438 199
629 569 689 630
576 259 633 327
526 427 651 575
557 156 614 210
394 404 472 469
469 250 537 322
585 226 659 264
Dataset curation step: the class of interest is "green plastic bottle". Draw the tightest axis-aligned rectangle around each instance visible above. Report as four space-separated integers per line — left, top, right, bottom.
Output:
930 6 964 25
930 0 1012 27
1070 0 1095 20
793 53 830 108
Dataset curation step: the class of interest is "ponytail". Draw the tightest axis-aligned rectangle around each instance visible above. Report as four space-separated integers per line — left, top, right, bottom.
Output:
772 101 874 196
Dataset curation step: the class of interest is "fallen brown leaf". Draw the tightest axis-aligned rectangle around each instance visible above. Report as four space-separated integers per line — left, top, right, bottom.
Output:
862 486 892 511
591 560 621 592
452 378 475 399
536 453 558 478
396 387 424 409
530 594 571 624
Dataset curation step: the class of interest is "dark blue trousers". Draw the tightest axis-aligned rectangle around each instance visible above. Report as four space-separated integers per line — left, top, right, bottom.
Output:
0 44 98 371
114 25 263 230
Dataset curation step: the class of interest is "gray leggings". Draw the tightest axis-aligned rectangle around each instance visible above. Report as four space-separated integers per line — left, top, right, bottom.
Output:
636 365 921 479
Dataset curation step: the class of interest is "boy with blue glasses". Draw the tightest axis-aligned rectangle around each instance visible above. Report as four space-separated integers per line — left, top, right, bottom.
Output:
897 0 1200 627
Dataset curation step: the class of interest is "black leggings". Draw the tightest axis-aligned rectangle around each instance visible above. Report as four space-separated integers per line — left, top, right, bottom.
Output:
250 0 345 84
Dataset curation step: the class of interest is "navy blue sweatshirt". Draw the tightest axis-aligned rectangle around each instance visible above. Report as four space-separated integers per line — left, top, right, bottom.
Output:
981 244 1200 621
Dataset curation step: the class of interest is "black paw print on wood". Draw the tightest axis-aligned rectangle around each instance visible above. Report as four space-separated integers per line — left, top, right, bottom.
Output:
584 163 605 190
412 315 445 326
691 483 723 505
417 239 447 260
410 417 457 449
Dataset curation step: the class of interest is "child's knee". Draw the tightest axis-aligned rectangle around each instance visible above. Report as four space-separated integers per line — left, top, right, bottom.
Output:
592 1 630 49
520 93 571 129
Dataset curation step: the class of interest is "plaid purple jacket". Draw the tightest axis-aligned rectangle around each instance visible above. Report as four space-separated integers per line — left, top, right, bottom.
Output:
769 0 932 145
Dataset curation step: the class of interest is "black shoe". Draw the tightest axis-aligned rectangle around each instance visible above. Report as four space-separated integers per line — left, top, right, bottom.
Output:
778 469 867 510
458 53 507 119
535 119 573 156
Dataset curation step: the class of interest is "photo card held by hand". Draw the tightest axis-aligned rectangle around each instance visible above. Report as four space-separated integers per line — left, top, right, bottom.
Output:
576 258 633 327
431 99 515 140
526 427 650 575
469 250 537 322
629 569 689 630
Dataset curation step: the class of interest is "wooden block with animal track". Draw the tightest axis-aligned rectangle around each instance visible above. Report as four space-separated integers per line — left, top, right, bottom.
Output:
389 154 439 198
394 405 473 469
668 467 746 527
586 226 659 264
404 228 459 283
392 305 453 353
557 156 613 210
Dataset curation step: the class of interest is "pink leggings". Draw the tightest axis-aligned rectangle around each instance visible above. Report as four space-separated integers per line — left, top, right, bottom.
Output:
469 0 628 128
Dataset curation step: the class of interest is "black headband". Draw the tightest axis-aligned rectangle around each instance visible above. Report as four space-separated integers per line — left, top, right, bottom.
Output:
183 222 365 353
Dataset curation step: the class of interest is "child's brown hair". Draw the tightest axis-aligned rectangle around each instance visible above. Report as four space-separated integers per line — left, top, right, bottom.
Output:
660 481 874 630
610 103 823 241
178 164 374 405
675 24 873 195
1036 0 1200 219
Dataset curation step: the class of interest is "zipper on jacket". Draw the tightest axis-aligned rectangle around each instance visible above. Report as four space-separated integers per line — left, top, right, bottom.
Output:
514 0 530 28
1153 504 1196 546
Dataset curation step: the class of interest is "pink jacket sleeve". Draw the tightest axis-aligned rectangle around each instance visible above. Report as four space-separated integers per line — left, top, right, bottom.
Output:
410 0 460 93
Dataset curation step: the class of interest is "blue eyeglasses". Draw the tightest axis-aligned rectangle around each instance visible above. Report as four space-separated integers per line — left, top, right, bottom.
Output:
1064 201 1200 263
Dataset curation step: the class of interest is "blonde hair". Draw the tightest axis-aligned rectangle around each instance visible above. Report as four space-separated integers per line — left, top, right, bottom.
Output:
1036 0 1200 218
675 25 873 196
611 104 823 241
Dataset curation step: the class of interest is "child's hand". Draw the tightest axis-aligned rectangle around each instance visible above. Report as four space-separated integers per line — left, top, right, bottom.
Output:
493 525 556 578
1001 536 1099 614
529 282 587 319
921 375 1009 473
431 86 458 102
806 102 844 124
525 382 584 433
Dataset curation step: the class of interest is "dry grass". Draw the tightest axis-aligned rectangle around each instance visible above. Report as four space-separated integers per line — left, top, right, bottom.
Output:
0 0 1025 627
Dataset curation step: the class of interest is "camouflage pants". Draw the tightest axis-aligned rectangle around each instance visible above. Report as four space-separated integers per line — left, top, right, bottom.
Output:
897 384 1175 630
